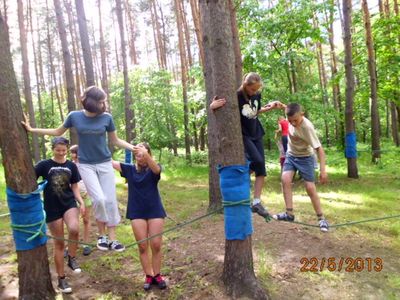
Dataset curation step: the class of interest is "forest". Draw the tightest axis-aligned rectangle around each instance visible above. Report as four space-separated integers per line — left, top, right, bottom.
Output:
0 0 400 299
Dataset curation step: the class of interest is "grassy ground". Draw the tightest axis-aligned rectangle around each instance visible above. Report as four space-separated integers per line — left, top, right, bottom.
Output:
0 142 400 299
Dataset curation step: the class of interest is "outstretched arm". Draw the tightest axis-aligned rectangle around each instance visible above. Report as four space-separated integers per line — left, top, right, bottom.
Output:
112 160 122 172
258 100 287 114
21 114 67 136
209 96 227 111
108 131 135 151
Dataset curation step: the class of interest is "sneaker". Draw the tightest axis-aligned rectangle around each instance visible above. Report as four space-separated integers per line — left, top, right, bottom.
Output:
97 235 109 251
63 248 68 258
273 212 295 222
57 276 72 294
144 275 153 291
251 203 271 218
67 256 81 274
152 274 167 289
82 246 92 256
319 219 329 232
109 240 125 252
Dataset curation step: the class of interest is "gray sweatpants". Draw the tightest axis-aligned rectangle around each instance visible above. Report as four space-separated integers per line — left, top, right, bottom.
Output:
78 161 121 227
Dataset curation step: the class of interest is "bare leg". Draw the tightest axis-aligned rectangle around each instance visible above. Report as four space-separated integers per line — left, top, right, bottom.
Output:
63 207 80 257
253 175 265 199
304 181 324 216
131 219 153 276
47 218 65 277
148 218 164 275
281 170 295 212
82 206 91 243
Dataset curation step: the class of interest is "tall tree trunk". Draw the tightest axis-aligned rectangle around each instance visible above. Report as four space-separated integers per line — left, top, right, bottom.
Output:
75 0 95 86
325 0 344 146
17 0 40 162
199 1 268 299
228 0 242 88
54 0 78 145
313 13 330 146
174 0 191 162
362 0 381 162
124 0 138 65
98 0 110 102
46 0 64 122
0 12 55 300
189 0 204 68
115 0 135 143
28 0 46 158
343 0 358 178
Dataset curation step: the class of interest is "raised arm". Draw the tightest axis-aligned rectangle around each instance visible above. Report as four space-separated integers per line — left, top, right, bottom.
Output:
133 145 161 175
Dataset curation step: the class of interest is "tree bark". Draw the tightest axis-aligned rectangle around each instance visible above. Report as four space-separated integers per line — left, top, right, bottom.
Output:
189 0 205 68
115 0 135 143
75 0 95 86
361 0 381 162
124 0 138 65
342 0 358 178
174 0 191 162
17 0 40 162
199 1 268 298
0 13 55 300
97 0 110 103
54 0 78 145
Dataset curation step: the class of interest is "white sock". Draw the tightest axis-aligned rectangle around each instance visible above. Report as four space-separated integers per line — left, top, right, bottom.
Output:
252 198 261 205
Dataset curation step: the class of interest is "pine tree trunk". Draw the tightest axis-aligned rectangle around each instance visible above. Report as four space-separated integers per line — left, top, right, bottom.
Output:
124 0 138 65
75 0 95 86
17 0 40 162
28 0 46 158
98 0 110 101
343 0 358 178
174 0 191 162
362 0 381 162
0 13 55 300
54 0 78 145
189 0 204 68
199 1 268 298
228 0 242 88
116 0 135 143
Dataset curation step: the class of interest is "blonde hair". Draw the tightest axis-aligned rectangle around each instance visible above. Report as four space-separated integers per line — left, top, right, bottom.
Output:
238 72 262 100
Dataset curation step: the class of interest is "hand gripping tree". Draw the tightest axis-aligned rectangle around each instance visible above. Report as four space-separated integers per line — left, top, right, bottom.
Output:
199 1 268 299
0 13 55 299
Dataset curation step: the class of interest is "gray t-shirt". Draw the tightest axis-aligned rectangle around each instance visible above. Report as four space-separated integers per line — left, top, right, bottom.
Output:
63 111 116 164
287 117 321 157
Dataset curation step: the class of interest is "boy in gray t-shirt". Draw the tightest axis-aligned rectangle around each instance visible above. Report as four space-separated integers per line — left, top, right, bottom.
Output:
273 103 329 232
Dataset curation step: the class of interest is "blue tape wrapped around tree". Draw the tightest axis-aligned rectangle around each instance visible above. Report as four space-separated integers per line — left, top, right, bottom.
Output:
6 181 48 251
218 164 253 240
345 132 357 158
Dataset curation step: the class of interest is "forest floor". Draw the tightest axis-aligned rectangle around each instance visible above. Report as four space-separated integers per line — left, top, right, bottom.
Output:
1 202 399 300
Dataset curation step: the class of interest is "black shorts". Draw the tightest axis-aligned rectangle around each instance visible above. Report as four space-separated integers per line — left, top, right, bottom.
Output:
45 201 77 223
243 136 266 177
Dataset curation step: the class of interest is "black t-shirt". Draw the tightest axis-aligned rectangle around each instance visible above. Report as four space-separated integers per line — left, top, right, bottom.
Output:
35 159 81 215
237 90 265 139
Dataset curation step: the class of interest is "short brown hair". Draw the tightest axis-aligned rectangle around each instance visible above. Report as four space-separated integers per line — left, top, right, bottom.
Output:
81 86 107 114
285 103 302 117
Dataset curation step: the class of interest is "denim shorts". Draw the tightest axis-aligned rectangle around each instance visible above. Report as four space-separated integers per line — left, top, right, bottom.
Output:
283 154 315 182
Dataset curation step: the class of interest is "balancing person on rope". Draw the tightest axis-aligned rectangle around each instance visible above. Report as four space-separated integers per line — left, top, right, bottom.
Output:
210 72 284 219
272 103 329 232
23 86 136 253
34 137 85 293
112 143 167 291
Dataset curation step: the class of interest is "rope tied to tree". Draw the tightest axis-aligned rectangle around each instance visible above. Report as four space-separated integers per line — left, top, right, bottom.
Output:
6 181 48 250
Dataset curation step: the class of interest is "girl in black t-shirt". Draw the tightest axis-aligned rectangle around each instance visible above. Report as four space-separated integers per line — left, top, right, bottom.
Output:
210 73 285 219
35 137 85 294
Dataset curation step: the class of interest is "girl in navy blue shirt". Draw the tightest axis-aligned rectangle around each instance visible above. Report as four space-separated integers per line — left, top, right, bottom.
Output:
112 143 167 291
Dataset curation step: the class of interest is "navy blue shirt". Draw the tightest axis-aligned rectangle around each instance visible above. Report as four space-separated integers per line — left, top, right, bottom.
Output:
63 111 116 164
120 163 166 220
